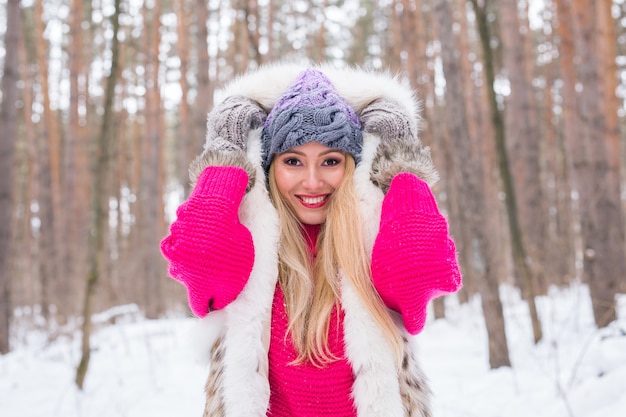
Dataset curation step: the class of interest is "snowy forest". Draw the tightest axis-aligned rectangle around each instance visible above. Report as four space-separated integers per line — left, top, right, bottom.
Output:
0 0 625 414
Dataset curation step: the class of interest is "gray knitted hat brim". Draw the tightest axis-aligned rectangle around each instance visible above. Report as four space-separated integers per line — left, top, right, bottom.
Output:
261 69 363 171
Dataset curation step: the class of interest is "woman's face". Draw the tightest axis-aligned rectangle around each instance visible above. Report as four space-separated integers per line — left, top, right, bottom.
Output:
273 141 346 225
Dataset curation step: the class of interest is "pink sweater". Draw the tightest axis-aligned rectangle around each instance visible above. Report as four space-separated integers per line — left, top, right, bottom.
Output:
161 166 462 417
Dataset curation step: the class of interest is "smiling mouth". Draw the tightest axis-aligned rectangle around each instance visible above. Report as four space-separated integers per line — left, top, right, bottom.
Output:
297 195 329 208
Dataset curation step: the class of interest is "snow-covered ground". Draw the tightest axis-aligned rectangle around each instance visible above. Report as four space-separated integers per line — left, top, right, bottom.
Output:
1 283 625 417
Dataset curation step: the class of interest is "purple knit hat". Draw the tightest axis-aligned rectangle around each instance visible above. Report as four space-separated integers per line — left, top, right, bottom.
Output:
261 69 363 171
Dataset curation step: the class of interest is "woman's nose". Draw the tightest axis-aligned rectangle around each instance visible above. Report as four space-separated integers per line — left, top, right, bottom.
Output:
302 166 324 189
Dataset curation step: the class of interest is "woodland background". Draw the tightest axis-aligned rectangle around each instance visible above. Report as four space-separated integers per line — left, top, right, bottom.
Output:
0 0 625 387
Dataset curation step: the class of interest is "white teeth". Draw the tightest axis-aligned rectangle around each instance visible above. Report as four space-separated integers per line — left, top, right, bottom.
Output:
300 196 325 205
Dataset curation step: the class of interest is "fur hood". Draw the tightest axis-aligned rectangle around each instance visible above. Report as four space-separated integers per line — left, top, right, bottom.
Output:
191 63 433 417
220 62 420 122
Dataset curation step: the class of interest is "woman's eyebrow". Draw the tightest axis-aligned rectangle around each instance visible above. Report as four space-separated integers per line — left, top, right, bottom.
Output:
281 149 343 157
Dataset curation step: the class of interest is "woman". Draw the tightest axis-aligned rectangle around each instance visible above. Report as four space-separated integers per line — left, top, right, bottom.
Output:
161 64 462 417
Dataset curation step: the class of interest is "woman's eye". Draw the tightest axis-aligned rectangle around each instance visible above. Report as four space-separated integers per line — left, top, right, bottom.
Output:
323 158 342 166
283 158 301 166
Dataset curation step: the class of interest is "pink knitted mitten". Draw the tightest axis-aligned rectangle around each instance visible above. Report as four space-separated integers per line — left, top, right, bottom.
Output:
161 166 254 317
371 173 461 334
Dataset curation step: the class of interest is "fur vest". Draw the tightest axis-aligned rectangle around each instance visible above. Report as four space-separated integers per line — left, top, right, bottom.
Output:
191 63 435 417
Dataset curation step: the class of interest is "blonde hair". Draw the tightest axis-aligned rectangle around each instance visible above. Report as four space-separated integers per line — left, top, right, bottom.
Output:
268 156 403 367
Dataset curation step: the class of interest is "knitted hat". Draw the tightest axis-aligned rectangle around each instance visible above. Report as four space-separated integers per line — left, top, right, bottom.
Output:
261 69 363 171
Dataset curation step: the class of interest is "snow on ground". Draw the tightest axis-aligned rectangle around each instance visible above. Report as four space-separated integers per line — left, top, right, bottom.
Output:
1 282 625 417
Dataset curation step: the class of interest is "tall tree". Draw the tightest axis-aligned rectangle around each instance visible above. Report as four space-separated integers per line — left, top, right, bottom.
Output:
32 0 59 320
0 0 22 355
312 0 327 62
176 0 193 193
266 0 276 62
433 0 510 368
229 0 251 74
595 0 624 294
499 0 549 294
64 0 90 315
544 1 575 285
75 0 122 389
37 1 66 316
346 0 375 66
566 0 625 327
194 0 211 161
469 0 543 343
16 4 40 310
388 0 404 72
140 1 166 319
248 0 261 66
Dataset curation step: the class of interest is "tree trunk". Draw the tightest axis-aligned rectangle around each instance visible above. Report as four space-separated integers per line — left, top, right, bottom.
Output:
595 0 624 296
389 0 403 73
500 0 549 295
266 0 275 63
248 0 261 65
313 0 327 62
567 0 625 327
75 0 122 389
17 9 40 309
31 1 58 321
456 0 479 144
404 0 424 93
470 0 542 344
176 0 193 194
229 0 250 75
541 44 575 286
194 0 211 162
36 0 67 319
0 0 22 355
554 0 581 285
432 297 445 320
140 2 165 319
64 0 89 316
433 0 510 368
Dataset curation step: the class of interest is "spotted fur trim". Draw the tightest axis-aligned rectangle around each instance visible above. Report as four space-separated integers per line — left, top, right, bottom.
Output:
189 148 257 192
370 140 439 193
